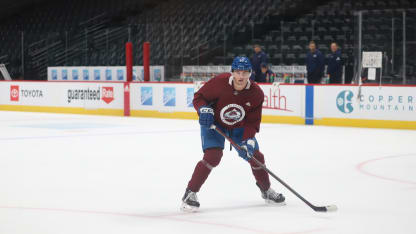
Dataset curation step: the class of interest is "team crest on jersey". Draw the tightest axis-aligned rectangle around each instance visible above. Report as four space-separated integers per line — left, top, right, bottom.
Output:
220 104 245 125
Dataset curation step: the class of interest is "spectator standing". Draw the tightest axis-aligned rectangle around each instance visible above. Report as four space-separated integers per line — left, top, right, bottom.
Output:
327 42 343 84
306 41 324 84
251 44 268 82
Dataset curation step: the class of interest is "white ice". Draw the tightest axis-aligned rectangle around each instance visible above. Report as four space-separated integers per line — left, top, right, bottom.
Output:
0 111 415 234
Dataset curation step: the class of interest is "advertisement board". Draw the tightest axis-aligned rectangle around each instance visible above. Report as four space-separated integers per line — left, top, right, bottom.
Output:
48 66 165 82
130 83 195 113
259 84 304 117
0 81 124 115
129 82 305 123
2 81 415 129
314 86 416 121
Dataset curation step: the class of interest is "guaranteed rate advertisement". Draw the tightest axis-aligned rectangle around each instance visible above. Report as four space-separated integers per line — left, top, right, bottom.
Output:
0 82 124 111
66 86 117 105
314 86 416 121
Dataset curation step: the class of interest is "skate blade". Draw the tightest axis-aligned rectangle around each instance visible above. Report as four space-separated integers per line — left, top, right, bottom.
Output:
180 202 199 213
265 200 286 206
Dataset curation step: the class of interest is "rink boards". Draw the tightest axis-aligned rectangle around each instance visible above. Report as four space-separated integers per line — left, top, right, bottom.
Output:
314 85 416 129
0 81 415 130
0 81 125 116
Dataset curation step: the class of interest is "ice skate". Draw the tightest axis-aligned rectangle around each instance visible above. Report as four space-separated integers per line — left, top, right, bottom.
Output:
257 183 286 205
181 189 200 212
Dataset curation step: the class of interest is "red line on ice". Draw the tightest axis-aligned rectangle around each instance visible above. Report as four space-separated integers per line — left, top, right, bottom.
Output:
356 154 416 186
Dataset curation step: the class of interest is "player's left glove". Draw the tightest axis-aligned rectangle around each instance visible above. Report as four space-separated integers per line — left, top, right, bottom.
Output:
198 106 214 128
237 138 256 161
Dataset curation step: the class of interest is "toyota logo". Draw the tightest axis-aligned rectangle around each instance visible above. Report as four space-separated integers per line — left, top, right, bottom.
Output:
11 89 18 98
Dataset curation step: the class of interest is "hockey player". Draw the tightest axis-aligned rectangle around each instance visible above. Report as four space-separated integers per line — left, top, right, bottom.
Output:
181 56 285 212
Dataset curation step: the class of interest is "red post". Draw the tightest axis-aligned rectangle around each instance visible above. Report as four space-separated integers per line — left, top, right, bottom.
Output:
124 82 130 116
143 42 150 82
125 42 132 116
125 42 133 82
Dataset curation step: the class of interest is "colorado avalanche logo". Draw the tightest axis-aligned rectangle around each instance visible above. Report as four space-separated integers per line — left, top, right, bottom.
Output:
220 104 245 125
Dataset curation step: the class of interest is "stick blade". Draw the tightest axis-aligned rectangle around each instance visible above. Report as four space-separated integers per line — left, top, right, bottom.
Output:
314 205 338 212
325 205 338 212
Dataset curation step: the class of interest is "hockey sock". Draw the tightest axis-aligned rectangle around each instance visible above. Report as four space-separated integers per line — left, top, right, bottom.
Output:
187 148 223 192
250 151 271 191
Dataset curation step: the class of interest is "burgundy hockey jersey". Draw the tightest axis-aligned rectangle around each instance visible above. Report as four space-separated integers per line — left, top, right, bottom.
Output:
193 73 264 140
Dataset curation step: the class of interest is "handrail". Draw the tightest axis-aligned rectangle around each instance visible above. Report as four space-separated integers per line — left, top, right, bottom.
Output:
353 8 416 14
28 39 46 48
92 27 126 40
189 37 216 51
78 13 107 26
190 44 222 61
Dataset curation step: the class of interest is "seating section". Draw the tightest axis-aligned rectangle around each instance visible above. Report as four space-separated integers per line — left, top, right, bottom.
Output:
0 0 141 79
224 0 416 82
0 0 415 81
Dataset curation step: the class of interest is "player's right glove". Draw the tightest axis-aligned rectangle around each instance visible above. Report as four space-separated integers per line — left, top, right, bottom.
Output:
237 138 256 161
198 106 214 128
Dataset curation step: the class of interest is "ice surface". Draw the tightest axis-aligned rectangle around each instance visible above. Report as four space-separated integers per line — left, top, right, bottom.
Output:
0 111 415 234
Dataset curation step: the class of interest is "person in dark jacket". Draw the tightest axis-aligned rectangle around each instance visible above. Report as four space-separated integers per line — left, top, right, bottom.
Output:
254 63 273 83
327 42 343 84
306 41 325 84
251 44 268 82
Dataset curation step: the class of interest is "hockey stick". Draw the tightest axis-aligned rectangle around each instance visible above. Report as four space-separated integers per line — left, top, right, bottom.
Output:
210 125 337 213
